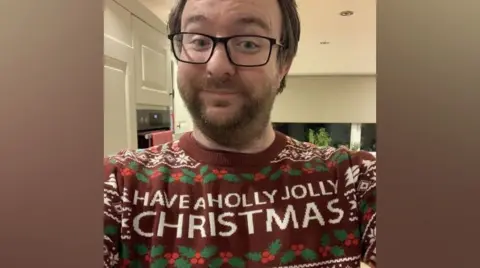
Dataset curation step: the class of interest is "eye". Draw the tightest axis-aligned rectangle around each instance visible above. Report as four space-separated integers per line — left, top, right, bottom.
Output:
239 41 259 50
191 38 210 47
189 36 212 48
181 34 213 51
231 38 263 54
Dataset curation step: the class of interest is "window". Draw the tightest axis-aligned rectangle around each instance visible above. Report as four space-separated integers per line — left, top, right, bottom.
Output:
273 122 376 152
273 123 351 147
361 123 376 151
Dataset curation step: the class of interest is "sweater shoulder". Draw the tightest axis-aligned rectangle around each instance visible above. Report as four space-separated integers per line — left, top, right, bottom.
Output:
278 136 376 164
104 140 199 173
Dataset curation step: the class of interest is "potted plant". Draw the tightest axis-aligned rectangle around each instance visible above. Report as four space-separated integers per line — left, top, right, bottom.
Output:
307 128 332 147
350 142 361 151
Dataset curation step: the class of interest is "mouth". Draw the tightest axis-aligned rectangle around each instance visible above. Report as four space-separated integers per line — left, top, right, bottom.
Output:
202 90 240 96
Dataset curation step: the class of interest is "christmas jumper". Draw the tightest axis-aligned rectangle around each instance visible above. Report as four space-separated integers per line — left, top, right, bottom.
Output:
103 131 377 268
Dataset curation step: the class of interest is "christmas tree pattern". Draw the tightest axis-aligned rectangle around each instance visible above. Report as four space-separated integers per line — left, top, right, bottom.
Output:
104 138 377 267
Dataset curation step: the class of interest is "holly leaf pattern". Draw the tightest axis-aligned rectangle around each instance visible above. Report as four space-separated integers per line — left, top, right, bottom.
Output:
178 246 196 258
143 169 154 176
280 250 296 264
334 230 348 241
159 166 170 174
174 258 191 268
203 173 217 184
200 165 209 175
321 234 330 246
223 174 240 182
150 245 164 257
228 257 245 268
165 176 175 183
134 244 148 255
151 258 168 268
209 257 223 268
245 252 262 261
241 173 254 181
181 169 196 178
304 162 313 169
334 152 349 164
315 165 329 172
359 200 368 213
301 249 318 261
354 228 361 238
269 169 283 180
288 169 302 176
104 225 117 235
120 242 129 259
268 239 282 255
330 246 345 257
128 161 138 170
260 166 272 175
136 173 149 183
129 260 142 268
200 245 217 258
180 176 194 184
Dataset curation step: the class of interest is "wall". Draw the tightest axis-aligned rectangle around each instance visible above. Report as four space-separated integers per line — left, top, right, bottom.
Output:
272 75 376 123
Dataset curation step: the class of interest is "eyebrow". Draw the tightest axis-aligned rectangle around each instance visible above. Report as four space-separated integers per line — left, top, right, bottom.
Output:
184 14 207 28
234 16 271 32
183 14 271 33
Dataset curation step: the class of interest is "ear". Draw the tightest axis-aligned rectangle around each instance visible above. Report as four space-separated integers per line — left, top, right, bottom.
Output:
275 61 291 88
279 61 291 79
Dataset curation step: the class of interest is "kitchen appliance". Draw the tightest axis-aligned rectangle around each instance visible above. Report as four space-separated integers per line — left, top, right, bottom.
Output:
136 108 172 149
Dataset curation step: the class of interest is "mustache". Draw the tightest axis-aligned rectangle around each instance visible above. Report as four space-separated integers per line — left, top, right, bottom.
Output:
197 76 247 92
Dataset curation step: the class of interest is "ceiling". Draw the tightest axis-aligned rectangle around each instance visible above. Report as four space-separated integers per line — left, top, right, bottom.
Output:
138 0 376 75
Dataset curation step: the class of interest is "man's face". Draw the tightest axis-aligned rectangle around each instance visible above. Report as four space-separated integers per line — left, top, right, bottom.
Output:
176 0 289 146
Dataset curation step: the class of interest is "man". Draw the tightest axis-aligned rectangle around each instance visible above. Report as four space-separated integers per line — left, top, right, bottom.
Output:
103 0 377 267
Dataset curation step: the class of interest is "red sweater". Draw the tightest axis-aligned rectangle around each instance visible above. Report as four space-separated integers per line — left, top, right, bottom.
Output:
103 131 377 268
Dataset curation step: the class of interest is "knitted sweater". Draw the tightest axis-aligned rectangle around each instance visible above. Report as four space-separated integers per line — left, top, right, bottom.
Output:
103 131 377 268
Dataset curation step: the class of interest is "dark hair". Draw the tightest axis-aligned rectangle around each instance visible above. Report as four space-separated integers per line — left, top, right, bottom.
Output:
167 0 301 93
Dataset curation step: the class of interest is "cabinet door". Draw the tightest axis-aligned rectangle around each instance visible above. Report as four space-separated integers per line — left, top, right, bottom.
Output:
104 0 136 155
132 16 171 107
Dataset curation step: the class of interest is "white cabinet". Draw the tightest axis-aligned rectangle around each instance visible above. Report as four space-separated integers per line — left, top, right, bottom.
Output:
132 16 171 107
104 0 136 156
103 0 172 155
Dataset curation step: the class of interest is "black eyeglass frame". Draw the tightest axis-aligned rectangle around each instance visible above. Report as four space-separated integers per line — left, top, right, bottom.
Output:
167 32 284 67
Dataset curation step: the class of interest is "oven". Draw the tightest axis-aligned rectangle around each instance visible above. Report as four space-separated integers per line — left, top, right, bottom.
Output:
136 108 172 149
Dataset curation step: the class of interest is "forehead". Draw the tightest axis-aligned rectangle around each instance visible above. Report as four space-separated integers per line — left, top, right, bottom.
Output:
181 0 282 34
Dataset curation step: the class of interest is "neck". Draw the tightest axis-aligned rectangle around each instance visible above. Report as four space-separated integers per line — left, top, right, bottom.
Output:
192 124 276 154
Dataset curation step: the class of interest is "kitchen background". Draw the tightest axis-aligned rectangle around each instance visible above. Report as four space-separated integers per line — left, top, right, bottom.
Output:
103 0 377 158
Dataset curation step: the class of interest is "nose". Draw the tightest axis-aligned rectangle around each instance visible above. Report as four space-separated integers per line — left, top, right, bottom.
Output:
206 43 236 79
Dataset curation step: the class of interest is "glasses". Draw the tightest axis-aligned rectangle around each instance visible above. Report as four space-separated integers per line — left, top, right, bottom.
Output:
168 32 283 67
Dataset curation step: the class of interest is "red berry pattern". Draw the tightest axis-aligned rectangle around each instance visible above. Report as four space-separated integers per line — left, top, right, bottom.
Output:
190 252 205 265
318 246 331 257
261 250 275 264
363 208 374 221
220 251 233 263
290 244 305 256
344 233 360 247
164 252 180 265
127 153 337 185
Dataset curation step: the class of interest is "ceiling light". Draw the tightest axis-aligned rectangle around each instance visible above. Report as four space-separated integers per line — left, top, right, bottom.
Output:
339 10 354 16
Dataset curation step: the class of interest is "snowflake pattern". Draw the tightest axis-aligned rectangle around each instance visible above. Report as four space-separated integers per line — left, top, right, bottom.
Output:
102 135 377 268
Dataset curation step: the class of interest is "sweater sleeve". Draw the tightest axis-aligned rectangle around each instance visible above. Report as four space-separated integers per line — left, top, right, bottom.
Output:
350 151 377 266
103 156 123 268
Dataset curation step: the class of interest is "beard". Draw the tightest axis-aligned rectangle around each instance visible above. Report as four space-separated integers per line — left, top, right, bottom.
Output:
178 74 276 149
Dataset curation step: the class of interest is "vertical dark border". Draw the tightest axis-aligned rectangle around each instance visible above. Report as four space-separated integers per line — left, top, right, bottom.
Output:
378 0 480 267
0 0 104 266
